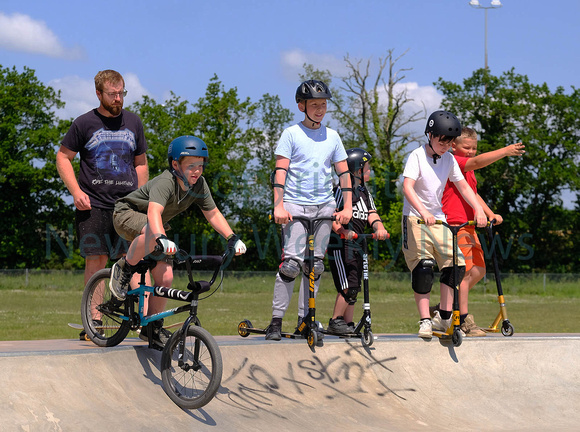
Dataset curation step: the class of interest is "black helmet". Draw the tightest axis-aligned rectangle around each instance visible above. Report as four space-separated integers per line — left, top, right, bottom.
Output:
295 80 332 103
424 110 461 137
346 147 372 174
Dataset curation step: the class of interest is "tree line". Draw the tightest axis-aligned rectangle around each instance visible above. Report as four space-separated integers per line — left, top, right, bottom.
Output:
1 54 579 272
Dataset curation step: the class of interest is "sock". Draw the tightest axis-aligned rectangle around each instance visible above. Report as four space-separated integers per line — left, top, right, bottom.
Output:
440 310 452 320
460 314 468 325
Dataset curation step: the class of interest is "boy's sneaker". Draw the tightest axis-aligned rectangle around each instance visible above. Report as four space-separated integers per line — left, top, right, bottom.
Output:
328 317 349 334
139 320 172 350
429 303 440 318
265 318 282 341
109 257 132 300
432 310 452 332
346 322 356 333
461 314 486 337
418 319 432 339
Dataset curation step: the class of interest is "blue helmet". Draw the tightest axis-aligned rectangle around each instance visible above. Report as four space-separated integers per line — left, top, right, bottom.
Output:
168 136 209 169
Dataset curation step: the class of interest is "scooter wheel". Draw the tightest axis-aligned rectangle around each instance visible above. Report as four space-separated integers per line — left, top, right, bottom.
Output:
238 319 252 337
307 330 318 349
362 329 374 347
452 329 463 347
501 321 514 337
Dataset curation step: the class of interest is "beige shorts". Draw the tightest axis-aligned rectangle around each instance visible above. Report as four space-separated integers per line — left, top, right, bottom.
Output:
113 203 148 242
402 216 465 272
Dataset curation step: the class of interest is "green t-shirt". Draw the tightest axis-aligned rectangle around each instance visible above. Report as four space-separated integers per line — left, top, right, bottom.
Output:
116 170 216 223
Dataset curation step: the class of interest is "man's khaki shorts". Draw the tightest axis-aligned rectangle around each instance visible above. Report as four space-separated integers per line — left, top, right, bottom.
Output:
402 215 465 272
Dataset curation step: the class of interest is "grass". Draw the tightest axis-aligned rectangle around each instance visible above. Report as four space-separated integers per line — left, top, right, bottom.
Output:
1 270 579 341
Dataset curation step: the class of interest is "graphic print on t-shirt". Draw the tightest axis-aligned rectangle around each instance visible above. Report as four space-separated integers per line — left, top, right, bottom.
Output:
86 128 137 187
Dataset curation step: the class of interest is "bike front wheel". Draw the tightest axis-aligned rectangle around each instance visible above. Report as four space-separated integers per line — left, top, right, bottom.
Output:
161 325 223 410
80 268 131 347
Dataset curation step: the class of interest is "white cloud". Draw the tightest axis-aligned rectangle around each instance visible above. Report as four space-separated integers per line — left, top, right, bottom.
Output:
49 73 150 120
280 48 347 81
0 12 84 59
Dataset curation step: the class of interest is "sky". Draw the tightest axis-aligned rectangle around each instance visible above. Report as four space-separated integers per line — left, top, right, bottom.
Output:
1 0 578 123
1 0 578 206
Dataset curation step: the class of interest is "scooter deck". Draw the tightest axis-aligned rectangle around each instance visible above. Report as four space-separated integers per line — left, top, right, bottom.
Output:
239 325 307 340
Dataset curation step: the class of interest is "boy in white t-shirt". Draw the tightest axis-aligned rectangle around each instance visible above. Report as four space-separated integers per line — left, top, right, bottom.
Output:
401 110 486 339
266 80 353 343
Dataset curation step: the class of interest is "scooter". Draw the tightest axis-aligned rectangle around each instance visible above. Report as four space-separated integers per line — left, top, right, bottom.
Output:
322 233 388 347
481 219 515 336
418 219 471 347
238 215 334 351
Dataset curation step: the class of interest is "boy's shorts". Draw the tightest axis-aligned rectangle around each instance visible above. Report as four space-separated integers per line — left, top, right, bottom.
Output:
457 225 485 271
402 215 465 272
76 207 128 259
328 243 363 293
112 203 148 242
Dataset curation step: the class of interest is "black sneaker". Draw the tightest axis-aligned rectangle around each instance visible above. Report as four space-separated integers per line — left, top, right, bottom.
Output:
139 320 172 350
109 258 133 300
328 317 349 334
265 318 282 341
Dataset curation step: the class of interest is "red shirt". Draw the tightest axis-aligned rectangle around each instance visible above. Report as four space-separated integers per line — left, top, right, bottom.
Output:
442 155 477 224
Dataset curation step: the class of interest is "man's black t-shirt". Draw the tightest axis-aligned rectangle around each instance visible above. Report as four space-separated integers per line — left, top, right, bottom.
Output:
61 109 147 209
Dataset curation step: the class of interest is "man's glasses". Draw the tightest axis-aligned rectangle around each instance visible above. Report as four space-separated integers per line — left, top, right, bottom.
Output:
101 89 127 98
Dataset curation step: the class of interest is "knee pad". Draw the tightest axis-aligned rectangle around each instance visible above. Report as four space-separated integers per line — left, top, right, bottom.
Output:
303 258 325 281
440 265 466 288
341 287 359 305
279 258 301 283
412 259 435 294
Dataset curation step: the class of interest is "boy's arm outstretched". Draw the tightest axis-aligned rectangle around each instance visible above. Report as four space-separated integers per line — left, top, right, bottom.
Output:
464 142 525 171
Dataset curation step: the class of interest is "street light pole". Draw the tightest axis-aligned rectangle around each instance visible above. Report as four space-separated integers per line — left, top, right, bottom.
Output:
469 0 502 70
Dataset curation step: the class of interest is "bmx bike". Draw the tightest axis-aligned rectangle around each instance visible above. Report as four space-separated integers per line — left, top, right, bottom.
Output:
80 245 235 409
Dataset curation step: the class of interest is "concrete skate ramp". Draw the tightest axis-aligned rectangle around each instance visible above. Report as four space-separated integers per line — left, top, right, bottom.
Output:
1 334 579 431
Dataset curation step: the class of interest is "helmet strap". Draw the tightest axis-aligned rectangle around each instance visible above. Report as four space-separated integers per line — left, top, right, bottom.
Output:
303 103 321 128
426 133 440 164
171 162 192 190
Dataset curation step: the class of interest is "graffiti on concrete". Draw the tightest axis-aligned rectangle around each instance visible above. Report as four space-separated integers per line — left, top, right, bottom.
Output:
216 341 416 419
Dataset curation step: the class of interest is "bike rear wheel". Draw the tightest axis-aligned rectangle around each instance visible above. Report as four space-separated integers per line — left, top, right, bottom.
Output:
81 268 131 347
161 325 223 410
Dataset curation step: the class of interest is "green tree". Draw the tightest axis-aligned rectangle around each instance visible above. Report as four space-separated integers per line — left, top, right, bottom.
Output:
437 68 580 272
130 76 292 269
0 65 72 268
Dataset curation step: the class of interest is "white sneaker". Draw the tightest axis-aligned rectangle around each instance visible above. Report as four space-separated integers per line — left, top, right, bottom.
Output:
418 319 432 339
432 310 452 332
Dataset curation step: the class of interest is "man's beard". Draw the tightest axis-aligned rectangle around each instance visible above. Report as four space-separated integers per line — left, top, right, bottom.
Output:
102 100 122 117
